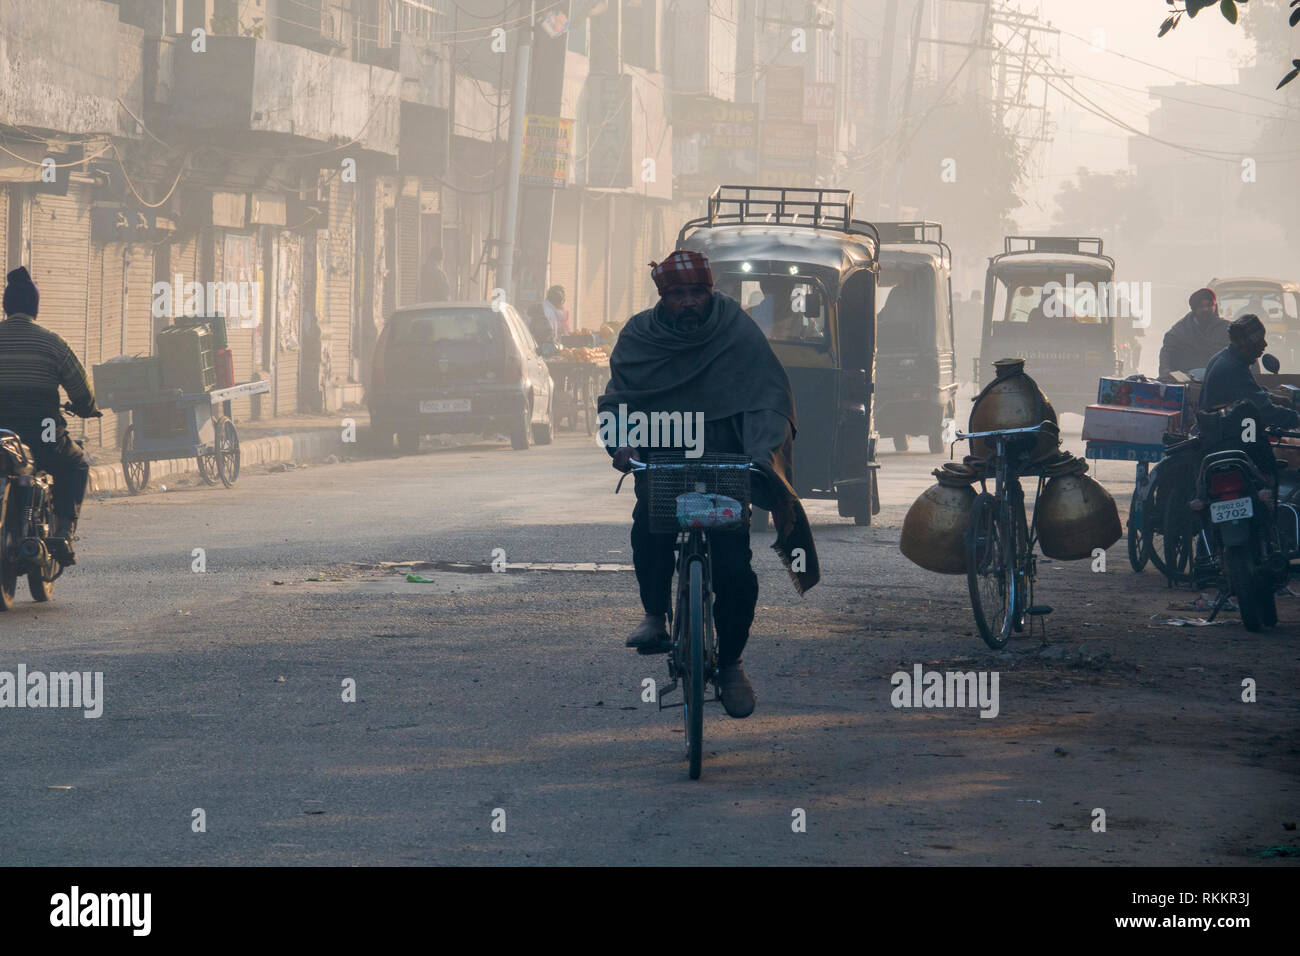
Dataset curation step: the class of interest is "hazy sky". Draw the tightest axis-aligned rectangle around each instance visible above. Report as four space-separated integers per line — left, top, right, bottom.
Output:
1009 0 1260 226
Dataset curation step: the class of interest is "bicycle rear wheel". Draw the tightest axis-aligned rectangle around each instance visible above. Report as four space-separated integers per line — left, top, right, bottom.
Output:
684 557 705 780
967 493 1015 649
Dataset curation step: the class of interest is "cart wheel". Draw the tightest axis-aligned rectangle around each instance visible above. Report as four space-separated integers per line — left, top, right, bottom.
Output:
196 448 218 485
121 425 150 495
214 417 241 488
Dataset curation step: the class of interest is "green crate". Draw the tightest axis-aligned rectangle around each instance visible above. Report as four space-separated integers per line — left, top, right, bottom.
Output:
157 325 216 394
92 357 162 398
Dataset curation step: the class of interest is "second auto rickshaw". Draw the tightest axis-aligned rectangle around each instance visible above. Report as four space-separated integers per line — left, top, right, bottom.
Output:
873 221 957 452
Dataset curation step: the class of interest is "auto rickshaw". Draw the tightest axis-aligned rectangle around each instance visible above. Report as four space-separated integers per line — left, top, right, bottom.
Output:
873 221 956 452
977 236 1120 416
677 185 881 524
1209 276 1300 369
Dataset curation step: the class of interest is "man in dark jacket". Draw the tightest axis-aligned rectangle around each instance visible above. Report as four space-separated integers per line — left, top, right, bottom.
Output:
1159 288 1230 378
0 267 99 564
1201 313 1299 430
599 250 819 719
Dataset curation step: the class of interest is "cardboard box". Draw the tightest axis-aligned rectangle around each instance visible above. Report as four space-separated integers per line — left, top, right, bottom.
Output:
1082 404 1181 445
1097 377 1185 413
1085 441 1165 463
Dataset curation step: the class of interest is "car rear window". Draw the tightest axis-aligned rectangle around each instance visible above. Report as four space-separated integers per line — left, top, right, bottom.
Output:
390 310 509 351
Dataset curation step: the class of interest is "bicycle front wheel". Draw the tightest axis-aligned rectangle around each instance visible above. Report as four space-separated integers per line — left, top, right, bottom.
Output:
684 557 705 780
967 493 1015 649
1127 483 1149 572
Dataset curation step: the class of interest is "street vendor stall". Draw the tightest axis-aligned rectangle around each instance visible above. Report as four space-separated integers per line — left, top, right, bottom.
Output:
546 346 609 435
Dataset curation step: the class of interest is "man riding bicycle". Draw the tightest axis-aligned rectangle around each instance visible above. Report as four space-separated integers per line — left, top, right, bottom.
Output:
0 267 99 565
600 251 819 719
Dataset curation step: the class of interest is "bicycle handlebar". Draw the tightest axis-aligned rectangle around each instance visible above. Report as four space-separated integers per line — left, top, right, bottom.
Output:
954 422 1054 443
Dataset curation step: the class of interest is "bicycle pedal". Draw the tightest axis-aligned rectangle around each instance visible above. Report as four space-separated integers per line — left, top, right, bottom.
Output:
1027 605 1053 616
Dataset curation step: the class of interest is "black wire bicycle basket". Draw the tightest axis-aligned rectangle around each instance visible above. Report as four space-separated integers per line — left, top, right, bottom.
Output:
644 451 752 534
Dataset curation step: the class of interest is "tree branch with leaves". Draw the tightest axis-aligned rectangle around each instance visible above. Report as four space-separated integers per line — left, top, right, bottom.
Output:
1159 0 1300 88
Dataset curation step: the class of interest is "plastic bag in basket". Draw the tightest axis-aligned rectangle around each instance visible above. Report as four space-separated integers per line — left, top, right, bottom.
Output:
675 492 745 530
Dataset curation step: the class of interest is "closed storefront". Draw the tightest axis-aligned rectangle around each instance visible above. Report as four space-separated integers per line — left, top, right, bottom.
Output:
29 186 91 442
0 186 8 271
323 179 356 406
396 189 419 308
274 230 301 416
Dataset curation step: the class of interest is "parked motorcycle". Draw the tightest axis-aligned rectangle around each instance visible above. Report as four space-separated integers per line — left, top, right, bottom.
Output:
1188 362 1300 631
0 405 81 610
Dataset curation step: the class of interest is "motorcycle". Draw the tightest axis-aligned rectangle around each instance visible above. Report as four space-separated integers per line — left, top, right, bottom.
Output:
1187 364 1300 631
0 403 85 611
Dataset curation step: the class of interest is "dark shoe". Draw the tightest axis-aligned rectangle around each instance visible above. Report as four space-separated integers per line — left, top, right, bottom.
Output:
718 662 756 718
626 613 670 655
50 517 76 566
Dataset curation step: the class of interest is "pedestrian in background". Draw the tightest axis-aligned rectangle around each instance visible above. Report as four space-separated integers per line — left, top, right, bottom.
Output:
421 247 450 302
543 285 570 338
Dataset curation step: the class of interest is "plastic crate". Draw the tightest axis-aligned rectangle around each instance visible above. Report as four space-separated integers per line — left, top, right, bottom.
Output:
157 325 216 393
92 357 162 398
174 314 229 351
644 452 752 534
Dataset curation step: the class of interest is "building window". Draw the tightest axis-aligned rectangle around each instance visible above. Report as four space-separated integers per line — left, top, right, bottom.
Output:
394 0 440 41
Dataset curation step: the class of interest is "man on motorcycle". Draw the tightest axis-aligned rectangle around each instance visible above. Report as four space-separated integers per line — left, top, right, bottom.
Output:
1159 288 1231 378
0 267 99 564
599 250 819 719
1201 313 1299 431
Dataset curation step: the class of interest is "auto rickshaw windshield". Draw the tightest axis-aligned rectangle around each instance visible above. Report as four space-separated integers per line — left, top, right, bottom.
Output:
991 272 1114 325
713 264 833 348
877 264 937 348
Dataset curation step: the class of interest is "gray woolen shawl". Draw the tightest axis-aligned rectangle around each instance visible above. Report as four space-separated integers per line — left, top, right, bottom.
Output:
600 292 820 593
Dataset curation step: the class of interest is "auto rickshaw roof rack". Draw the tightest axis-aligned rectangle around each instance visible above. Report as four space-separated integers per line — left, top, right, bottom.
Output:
678 185 880 245
876 220 951 269
1004 235 1105 256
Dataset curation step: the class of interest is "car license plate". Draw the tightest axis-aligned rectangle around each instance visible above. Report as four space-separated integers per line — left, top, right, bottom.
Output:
1210 496 1253 523
419 399 470 413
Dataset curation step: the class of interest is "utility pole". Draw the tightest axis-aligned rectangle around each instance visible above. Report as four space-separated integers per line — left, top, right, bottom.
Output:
499 1 534 300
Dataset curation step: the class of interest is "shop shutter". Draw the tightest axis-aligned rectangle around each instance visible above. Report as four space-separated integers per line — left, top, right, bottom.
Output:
89 243 126 448
125 244 154 357
275 231 302 415
0 186 8 272
30 186 91 444
326 180 355 392
396 193 419 307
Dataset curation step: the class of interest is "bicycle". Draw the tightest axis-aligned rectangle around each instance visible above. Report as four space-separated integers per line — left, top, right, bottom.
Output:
955 423 1054 649
619 453 757 780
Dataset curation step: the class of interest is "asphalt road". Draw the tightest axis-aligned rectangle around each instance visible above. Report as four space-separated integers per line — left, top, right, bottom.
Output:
0 427 1297 865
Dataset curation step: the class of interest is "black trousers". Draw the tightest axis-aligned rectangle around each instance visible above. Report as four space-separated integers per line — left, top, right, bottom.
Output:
631 472 758 667
10 420 89 522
